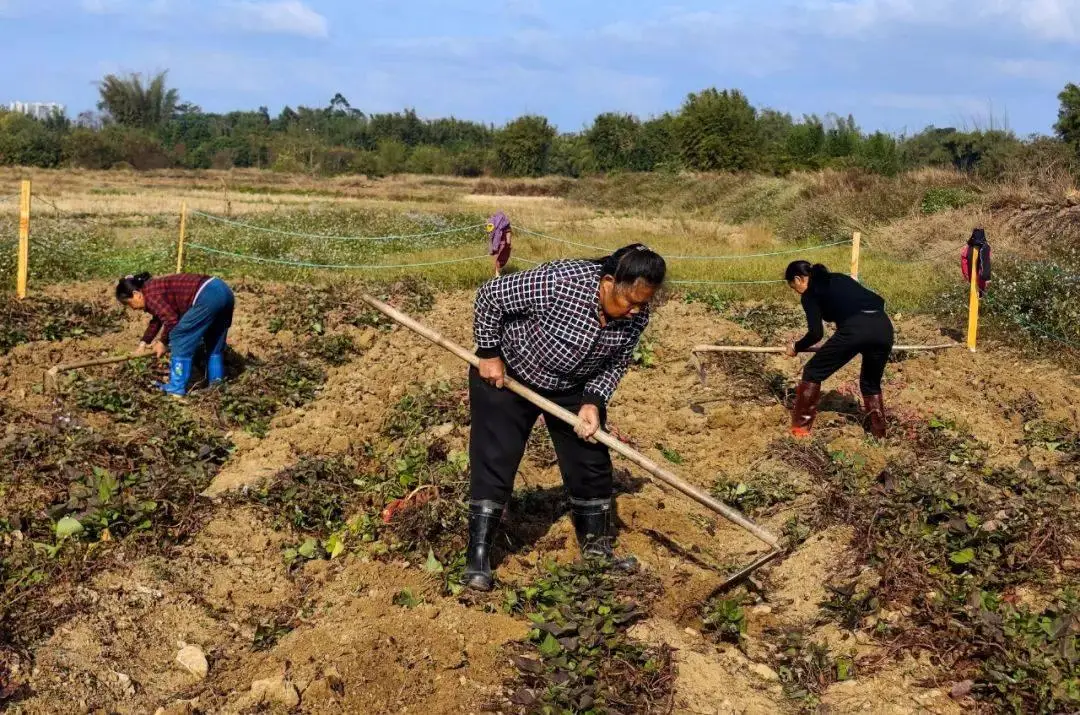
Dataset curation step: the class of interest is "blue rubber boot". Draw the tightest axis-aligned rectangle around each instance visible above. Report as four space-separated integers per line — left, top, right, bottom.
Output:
207 353 225 385
158 357 192 397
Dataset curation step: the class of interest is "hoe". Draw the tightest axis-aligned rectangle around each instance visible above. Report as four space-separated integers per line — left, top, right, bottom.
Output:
362 294 784 592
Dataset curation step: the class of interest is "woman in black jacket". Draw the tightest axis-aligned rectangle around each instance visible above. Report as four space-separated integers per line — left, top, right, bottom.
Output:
784 260 894 438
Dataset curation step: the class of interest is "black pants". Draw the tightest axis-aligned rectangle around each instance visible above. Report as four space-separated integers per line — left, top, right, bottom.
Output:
468 367 612 504
803 311 894 395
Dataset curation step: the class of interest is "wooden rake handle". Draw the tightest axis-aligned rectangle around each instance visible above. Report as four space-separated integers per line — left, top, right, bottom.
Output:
361 293 780 550
691 343 963 355
45 353 145 390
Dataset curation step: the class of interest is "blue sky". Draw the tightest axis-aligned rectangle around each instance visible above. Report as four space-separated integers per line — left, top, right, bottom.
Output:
1 0 1077 135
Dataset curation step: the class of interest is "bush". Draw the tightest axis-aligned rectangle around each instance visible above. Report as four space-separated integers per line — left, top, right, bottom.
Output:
62 127 121 169
405 145 452 175
0 111 63 167
921 187 977 214
984 255 1080 349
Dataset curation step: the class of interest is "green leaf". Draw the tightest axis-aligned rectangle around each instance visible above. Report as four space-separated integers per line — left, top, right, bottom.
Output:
55 516 83 539
297 538 318 559
538 633 562 658
422 549 444 574
950 548 976 565
393 589 421 609
326 533 346 559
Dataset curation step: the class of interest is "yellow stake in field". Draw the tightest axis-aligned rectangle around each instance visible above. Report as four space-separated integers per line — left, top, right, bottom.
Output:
966 246 980 352
850 231 861 281
16 179 31 300
176 200 188 273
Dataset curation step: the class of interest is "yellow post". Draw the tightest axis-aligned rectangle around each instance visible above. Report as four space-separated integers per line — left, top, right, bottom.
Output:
176 201 187 273
16 179 31 300
850 231 861 281
966 247 980 352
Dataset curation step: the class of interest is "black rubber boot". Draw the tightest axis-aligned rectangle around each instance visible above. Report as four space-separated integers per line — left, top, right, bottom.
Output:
570 496 637 571
463 500 503 592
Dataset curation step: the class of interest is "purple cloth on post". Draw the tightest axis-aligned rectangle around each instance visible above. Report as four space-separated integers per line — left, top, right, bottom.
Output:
487 212 511 263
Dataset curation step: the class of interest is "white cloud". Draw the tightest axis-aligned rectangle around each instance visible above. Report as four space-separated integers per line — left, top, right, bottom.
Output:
222 1 329 39
993 58 1068 81
80 0 171 15
870 92 988 115
802 0 1080 43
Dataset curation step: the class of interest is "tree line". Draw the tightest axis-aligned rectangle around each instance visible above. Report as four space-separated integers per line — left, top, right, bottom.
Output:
1 71 1079 179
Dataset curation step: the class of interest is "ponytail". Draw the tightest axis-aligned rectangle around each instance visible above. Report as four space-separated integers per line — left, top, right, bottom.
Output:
116 272 152 301
784 260 830 285
593 243 666 288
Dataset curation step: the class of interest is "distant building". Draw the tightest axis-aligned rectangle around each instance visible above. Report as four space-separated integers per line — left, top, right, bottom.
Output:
7 102 66 120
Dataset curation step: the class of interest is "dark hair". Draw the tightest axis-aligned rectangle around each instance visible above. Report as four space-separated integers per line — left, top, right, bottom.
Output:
784 260 830 284
115 272 152 301
594 243 666 287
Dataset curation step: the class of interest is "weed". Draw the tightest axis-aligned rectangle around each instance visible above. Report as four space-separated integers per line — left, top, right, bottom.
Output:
782 418 1080 711
632 336 658 368
305 333 359 366
0 296 123 355
821 581 880 631
726 301 804 341
772 631 853 710
393 589 423 609
702 591 750 644
525 423 558 468
381 380 469 440
243 457 365 538
655 443 683 465
711 471 796 515
501 560 673 714
209 353 325 436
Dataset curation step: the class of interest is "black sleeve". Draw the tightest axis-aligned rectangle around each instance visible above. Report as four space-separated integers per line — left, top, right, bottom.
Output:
794 292 824 353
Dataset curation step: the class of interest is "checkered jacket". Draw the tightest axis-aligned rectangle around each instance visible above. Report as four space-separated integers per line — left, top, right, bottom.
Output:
140 273 210 344
473 259 649 406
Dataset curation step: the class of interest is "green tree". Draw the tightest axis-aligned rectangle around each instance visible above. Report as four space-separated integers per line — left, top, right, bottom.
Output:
631 114 680 171
676 89 760 171
0 111 63 167
586 112 641 171
1054 83 1080 153
494 115 555 176
756 109 794 173
786 116 827 169
824 113 860 159
96 71 180 129
549 133 596 177
858 131 901 176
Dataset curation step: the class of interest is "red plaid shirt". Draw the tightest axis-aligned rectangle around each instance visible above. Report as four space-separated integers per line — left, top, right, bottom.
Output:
140 273 210 344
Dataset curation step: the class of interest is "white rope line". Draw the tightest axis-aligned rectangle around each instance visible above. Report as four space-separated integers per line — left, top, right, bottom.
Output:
189 209 486 242
186 242 491 270
517 226 851 259
668 278 787 285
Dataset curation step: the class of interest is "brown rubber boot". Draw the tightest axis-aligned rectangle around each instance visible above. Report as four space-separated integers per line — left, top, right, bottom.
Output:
790 381 822 438
862 393 887 439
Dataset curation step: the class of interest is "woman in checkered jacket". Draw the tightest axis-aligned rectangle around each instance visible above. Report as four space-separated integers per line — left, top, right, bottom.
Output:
464 244 666 591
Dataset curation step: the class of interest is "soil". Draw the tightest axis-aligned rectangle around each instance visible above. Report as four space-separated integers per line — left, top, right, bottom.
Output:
2 280 1077 714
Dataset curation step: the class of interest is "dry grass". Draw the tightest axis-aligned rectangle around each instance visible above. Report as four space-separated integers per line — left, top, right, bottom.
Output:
4 165 1052 311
